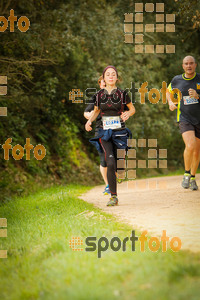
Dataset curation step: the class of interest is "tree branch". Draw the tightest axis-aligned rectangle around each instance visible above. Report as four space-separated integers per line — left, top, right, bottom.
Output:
0 57 58 65
1 0 12 15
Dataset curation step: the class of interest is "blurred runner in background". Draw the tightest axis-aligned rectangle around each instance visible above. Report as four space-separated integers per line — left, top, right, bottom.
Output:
84 77 110 195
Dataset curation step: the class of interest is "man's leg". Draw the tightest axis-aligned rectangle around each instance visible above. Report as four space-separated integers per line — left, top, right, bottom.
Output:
181 130 196 188
182 130 196 171
191 137 200 176
189 137 200 190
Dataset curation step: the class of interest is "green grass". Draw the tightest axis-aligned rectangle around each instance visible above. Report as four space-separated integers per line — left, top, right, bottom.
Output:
0 184 200 300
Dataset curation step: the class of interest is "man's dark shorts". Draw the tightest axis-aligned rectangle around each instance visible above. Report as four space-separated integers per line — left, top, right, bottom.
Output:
179 122 200 139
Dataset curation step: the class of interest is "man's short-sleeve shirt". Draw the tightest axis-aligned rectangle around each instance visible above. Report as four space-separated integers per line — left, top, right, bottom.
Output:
168 73 200 125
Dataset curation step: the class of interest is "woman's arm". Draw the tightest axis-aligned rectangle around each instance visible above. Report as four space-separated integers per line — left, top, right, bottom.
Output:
85 106 100 131
84 100 95 119
121 102 135 122
84 111 94 120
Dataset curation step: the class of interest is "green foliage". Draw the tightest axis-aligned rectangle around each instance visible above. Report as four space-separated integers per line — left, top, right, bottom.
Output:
0 0 200 199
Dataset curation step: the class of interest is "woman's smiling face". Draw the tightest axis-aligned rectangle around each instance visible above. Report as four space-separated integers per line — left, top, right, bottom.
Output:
103 68 117 86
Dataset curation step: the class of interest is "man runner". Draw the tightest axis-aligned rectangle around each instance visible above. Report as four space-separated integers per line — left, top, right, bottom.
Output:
167 56 200 190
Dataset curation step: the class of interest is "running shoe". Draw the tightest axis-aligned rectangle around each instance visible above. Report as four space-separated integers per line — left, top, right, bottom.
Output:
103 185 111 195
189 178 198 191
107 195 118 206
181 173 191 189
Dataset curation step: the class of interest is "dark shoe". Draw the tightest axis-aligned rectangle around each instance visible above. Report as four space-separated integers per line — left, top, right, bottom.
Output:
107 195 118 206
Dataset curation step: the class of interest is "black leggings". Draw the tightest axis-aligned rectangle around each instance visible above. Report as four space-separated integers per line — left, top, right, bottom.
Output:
100 138 117 196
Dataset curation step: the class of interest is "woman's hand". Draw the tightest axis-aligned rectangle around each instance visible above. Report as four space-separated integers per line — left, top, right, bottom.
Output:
121 111 130 122
85 120 92 131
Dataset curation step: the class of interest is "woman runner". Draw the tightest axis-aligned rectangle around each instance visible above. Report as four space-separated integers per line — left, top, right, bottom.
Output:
85 66 135 206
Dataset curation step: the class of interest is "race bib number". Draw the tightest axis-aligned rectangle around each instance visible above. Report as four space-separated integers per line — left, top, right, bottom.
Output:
183 96 199 105
102 116 121 130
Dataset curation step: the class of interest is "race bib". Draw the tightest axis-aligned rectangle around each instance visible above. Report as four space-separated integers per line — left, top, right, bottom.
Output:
183 96 199 105
102 116 121 130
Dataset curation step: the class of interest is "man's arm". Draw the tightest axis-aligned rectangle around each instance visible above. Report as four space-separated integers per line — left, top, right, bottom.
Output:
166 83 177 111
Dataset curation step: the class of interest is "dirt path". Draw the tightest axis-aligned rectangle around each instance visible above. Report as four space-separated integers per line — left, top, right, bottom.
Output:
80 174 200 252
